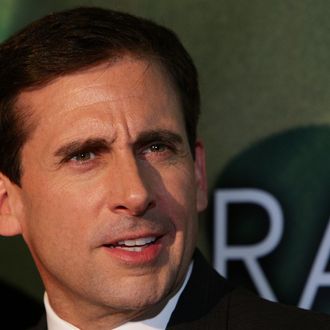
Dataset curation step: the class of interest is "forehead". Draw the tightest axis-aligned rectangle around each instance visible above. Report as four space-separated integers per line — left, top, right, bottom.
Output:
18 57 176 111
16 57 185 145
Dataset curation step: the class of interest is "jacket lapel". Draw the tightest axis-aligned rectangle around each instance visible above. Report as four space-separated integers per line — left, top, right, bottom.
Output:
167 250 234 329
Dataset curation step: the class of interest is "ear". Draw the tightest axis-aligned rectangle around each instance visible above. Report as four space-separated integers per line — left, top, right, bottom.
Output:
194 140 208 212
0 173 23 236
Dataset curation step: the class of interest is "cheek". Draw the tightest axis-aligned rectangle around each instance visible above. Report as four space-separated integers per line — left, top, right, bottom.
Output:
20 187 97 277
159 165 198 230
162 167 199 269
20 179 98 249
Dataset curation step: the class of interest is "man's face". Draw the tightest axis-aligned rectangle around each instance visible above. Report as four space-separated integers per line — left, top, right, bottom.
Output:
11 57 207 321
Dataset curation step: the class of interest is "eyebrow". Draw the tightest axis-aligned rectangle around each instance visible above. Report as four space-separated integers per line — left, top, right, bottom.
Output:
134 129 184 149
54 138 110 161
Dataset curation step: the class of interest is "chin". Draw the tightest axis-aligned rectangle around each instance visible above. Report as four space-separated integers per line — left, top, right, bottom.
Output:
105 276 174 313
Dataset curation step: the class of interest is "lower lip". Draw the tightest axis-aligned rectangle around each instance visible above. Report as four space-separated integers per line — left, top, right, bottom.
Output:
102 240 163 265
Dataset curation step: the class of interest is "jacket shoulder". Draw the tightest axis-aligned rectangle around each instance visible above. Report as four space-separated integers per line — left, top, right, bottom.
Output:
228 288 330 329
168 250 330 329
27 314 46 330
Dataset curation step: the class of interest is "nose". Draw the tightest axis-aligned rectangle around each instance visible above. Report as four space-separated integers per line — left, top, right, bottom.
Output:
108 153 155 216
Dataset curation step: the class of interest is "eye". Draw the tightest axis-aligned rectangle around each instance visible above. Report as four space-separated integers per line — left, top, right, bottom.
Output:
148 144 167 152
143 143 170 154
140 142 177 161
71 151 96 162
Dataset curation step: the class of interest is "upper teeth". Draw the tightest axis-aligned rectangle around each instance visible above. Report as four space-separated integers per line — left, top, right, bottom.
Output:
117 237 156 247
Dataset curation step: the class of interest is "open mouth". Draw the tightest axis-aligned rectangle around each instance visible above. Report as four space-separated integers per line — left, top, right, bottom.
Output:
104 236 159 252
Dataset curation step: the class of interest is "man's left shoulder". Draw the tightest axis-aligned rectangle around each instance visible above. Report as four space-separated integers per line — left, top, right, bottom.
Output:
228 288 330 329
168 250 330 329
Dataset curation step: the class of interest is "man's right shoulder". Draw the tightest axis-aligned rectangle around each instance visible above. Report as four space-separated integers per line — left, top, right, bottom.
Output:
27 314 47 330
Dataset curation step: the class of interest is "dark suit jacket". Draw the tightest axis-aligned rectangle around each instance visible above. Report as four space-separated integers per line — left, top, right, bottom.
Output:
29 250 330 329
0 280 43 330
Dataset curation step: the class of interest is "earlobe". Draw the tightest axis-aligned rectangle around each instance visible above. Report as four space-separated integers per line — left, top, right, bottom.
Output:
0 174 22 236
194 141 208 212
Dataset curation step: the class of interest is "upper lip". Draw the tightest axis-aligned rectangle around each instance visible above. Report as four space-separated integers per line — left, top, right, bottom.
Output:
95 216 174 248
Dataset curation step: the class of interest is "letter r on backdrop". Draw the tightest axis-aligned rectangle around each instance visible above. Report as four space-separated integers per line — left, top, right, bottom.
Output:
214 188 283 302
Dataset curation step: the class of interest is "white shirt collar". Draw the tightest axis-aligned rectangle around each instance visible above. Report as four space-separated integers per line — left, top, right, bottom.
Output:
45 262 193 330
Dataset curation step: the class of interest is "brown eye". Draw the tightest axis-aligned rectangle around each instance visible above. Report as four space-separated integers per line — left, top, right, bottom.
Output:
149 144 167 152
71 151 96 162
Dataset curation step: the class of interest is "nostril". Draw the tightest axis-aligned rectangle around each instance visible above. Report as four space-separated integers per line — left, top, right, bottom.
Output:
142 200 156 215
132 199 156 216
147 200 156 210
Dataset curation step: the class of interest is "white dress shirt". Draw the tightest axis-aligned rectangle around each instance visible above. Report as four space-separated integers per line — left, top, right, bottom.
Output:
45 263 193 330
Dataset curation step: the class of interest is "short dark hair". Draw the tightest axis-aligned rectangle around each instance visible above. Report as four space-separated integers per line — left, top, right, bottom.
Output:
0 7 200 185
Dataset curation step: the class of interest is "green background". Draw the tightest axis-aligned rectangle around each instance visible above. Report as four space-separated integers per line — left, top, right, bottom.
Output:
1 0 330 311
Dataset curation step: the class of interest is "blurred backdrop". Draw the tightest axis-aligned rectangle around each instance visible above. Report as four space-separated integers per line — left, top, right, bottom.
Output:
1 0 330 314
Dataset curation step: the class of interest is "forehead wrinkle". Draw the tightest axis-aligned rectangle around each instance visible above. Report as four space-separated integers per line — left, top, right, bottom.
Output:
131 60 152 90
46 62 152 113
100 60 158 143
17 58 175 119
